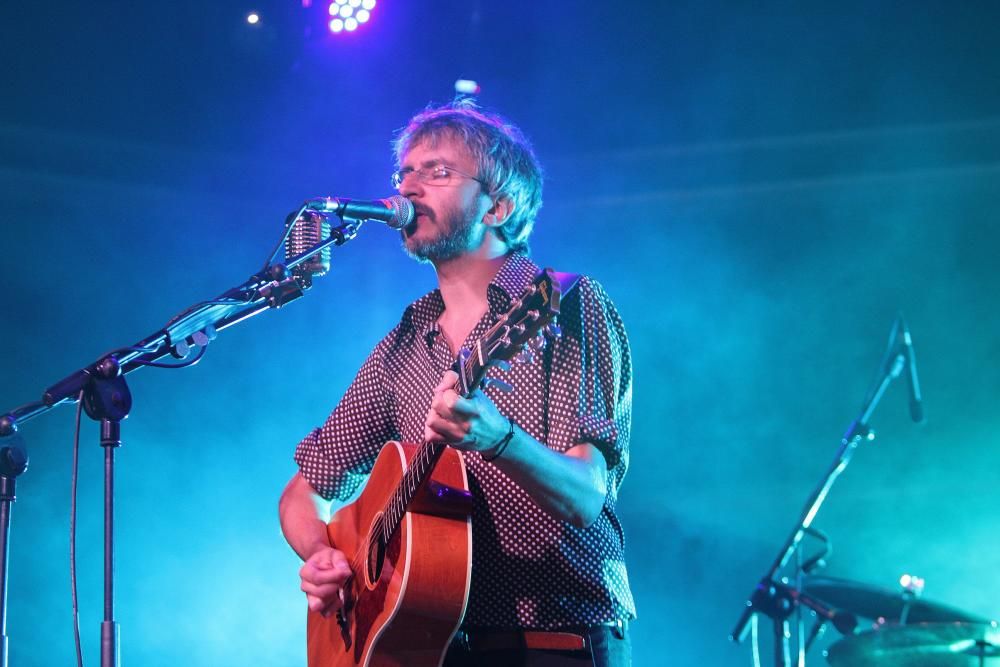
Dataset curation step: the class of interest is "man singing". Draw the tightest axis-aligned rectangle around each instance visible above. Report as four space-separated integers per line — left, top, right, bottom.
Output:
279 100 635 666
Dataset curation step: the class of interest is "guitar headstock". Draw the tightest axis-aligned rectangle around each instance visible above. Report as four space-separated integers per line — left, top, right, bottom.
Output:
454 268 579 397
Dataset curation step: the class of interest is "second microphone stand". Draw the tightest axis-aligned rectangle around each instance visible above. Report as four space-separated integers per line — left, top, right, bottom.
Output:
729 315 922 666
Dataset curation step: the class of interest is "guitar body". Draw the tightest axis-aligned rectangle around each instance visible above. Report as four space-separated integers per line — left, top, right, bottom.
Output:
307 441 473 667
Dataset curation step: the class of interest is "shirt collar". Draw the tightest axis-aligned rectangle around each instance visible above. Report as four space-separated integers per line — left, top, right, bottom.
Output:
402 253 541 336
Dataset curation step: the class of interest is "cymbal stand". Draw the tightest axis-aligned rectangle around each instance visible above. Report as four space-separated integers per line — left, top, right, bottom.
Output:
730 317 918 666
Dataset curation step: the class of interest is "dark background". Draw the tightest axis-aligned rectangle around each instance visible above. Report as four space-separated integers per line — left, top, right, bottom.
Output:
1 1 999 665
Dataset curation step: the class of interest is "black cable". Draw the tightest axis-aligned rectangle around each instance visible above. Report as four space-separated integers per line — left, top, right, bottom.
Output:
70 391 84 667
163 292 259 329
129 345 207 369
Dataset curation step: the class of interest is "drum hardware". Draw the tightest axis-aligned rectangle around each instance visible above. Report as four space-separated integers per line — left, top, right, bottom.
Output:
825 621 1000 666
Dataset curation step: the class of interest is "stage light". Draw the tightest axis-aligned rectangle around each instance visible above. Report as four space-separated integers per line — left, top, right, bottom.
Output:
455 79 481 95
247 12 260 25
326 0 375 34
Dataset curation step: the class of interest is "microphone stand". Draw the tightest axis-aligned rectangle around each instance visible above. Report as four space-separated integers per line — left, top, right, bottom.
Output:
729 318 915 666
0 433 28 667
0 205 368 667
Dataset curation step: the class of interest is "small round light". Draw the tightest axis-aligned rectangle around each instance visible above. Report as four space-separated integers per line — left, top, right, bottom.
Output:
336 0 348 4
339 5 353 17
246 12 260 24
328 3 338 14
356 8 370 22
329 18 344 32
361 0 375 9
455 79 481 94
344 17 358 31
349 0 362 6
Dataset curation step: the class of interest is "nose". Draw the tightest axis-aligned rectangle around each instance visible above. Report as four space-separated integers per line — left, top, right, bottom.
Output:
397 171 423 199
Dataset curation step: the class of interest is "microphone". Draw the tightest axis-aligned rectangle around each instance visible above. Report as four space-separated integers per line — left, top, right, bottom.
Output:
286 209 331 278
284 196 414 279
899 316 924 423
306 195 414 229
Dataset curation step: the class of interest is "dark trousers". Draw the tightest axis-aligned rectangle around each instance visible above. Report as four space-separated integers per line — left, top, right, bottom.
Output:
443 624 631 667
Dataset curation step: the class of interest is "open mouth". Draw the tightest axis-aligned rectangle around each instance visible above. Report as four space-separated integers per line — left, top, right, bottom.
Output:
404 208 432 235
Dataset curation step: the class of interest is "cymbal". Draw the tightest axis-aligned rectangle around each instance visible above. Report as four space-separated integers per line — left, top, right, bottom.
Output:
826 622 1000 666
804 577 989 624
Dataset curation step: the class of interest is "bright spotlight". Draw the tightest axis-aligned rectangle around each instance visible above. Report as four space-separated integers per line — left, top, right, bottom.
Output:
326 0 374 34
247 12 260 24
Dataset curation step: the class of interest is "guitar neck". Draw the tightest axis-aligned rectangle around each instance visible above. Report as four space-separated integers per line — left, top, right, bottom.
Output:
379 268 574 542
379 361 476 537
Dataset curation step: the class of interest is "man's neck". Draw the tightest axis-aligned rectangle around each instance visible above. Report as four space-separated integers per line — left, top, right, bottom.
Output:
433 248 510 318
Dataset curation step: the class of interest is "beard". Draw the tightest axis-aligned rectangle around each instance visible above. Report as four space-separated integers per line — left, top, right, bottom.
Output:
401 199 483 263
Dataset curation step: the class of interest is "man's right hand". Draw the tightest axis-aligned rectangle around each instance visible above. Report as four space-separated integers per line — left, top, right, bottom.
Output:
299 547 353 616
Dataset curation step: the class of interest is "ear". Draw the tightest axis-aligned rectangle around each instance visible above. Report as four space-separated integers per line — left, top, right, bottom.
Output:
483 195 515 228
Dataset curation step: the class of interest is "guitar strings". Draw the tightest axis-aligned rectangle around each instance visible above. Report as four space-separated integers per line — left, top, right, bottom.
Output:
343 297 539 586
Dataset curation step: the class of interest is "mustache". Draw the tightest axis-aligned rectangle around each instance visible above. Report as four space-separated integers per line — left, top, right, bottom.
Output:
412 203 435 220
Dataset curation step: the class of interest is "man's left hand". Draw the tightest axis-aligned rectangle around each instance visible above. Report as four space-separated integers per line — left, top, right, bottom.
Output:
424 370 508 453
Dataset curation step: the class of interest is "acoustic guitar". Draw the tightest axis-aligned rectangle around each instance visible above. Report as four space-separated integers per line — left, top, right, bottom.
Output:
307 268 578 667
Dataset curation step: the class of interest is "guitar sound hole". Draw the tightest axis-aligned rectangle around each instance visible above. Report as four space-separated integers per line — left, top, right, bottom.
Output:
366 536 386 587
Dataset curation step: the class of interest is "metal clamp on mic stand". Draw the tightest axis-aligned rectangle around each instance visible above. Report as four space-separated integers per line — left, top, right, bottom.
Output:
729 314 924 667
0 194 410 667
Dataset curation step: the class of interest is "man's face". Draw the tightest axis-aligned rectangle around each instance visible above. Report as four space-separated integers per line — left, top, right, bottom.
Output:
396 135 491 263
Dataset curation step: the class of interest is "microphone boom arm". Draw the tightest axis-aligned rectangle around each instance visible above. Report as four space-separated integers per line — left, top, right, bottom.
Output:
0 201 367 434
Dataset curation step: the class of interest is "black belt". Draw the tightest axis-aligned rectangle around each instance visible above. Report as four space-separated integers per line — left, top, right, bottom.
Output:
453 620 627 653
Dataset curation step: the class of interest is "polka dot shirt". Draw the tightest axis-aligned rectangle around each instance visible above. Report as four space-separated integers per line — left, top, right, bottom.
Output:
294 253 636 630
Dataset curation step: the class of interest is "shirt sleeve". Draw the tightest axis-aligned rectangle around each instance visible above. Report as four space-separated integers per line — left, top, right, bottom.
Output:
293 339 399 501
546 276 632 487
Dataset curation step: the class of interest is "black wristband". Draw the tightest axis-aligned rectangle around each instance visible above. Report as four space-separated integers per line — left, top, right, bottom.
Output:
482 417 515 462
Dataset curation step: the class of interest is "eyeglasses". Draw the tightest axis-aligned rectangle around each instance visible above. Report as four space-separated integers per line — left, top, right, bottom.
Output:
390 164 485 190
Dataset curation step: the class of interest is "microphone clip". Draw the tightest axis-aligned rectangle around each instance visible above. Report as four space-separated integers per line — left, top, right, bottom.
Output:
260 274 304 309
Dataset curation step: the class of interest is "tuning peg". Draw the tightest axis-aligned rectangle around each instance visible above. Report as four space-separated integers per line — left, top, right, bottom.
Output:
481 378 514 393
528 333 546 352
490 360 512 373
512 346 535 366
545 323 562 339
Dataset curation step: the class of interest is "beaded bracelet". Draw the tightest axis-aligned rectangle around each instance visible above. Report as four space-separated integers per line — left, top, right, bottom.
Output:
482 417 515 462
